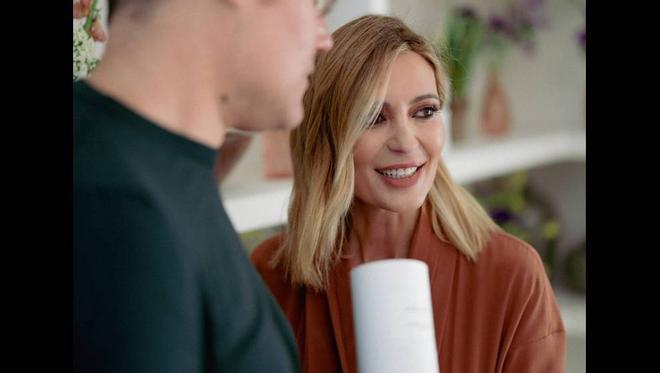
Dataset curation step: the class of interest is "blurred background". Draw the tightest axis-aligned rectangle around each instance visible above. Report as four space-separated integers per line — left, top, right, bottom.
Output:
74 1 585 371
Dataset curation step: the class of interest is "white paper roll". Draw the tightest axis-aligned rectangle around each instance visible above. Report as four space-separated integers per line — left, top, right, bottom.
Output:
350 259 439 373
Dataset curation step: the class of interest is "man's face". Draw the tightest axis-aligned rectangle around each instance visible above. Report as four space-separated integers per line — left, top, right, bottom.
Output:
227 0 334 132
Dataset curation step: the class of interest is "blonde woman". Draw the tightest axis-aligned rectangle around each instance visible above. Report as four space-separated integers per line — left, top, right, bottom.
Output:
252 15 566 373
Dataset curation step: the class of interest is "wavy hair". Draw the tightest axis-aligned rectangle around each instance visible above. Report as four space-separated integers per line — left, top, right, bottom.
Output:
271 15 501 291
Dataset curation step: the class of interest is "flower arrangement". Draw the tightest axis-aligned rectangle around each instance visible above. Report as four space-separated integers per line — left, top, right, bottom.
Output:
440 1 548 96
73 0 107 80
438 2 548 141
481 0 549 68
440 6 484 105
438 5 484 141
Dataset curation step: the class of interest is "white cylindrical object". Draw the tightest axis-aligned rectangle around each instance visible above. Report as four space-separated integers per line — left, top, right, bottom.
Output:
350 259 439 373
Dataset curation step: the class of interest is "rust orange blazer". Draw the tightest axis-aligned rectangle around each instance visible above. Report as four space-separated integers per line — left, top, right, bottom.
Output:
251 211 566 373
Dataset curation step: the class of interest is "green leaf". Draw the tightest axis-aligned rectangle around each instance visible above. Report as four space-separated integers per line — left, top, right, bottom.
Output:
542 220 560 239
83 0 100 37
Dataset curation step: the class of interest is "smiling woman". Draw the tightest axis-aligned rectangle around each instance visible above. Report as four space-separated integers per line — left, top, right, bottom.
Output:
251 14 566 373
271 14 496 290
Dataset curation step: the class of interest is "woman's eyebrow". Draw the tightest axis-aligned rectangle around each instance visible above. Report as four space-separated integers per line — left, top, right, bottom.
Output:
380 94 440 109
410 94 439 104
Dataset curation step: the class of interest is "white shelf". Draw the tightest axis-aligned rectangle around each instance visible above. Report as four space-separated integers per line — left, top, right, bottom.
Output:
221 178 293 234
221 128 585 233
445 128 586 185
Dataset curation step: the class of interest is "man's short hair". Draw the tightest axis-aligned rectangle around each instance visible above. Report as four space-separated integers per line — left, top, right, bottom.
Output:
107 0 159 21
108 0 118 19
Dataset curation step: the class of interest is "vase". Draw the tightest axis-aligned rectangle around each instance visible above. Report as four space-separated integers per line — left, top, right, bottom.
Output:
481 70 511 137
449 97 468 143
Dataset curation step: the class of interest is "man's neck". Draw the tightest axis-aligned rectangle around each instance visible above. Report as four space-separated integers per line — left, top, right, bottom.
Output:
85 18 227 149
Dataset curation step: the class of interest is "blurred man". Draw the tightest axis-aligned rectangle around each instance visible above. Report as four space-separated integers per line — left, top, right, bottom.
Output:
74 0 333 371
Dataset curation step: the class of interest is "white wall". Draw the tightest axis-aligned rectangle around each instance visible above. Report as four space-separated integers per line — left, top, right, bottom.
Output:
326 0 389 32
528 161 586 257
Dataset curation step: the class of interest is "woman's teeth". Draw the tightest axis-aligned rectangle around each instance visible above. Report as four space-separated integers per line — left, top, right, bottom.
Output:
377 166 419 179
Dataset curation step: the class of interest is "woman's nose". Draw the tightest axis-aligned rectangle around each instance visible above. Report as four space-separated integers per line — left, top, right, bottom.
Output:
387 118 418 153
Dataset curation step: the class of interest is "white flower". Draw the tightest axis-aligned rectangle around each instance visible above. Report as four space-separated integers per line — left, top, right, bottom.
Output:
73 19 99 80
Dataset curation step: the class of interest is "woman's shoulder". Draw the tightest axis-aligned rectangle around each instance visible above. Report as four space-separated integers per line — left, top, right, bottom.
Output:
478 232 565 352
250 233 307 310
250 233 297 290
476 231 548 282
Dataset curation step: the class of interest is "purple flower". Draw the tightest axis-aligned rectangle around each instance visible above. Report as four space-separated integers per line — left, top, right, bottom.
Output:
457 5 478 20
488 14 514 36
490 208 515 223
577 26 586 49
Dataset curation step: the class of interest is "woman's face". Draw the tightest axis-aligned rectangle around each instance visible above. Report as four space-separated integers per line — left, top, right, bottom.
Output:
353 51 445 213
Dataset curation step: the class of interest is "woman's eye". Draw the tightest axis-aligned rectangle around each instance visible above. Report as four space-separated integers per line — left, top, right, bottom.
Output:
371 113 386 127
414 106 439 119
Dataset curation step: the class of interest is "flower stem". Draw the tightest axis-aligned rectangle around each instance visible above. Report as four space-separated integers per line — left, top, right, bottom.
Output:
83 0 99 37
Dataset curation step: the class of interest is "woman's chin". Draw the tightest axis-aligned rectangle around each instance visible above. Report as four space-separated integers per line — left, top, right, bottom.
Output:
376 196 427 214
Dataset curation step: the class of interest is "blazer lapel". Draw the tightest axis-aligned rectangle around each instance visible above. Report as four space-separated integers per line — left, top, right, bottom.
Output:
407 210 458 358
326 258 356 373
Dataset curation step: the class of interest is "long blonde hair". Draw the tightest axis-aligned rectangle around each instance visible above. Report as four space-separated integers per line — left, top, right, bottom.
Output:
271 15 501 291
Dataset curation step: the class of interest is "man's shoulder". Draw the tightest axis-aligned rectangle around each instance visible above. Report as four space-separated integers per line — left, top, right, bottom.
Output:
74 186 177 244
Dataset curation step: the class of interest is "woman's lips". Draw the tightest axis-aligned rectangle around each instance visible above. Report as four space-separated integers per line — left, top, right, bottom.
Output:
375 163 425 188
